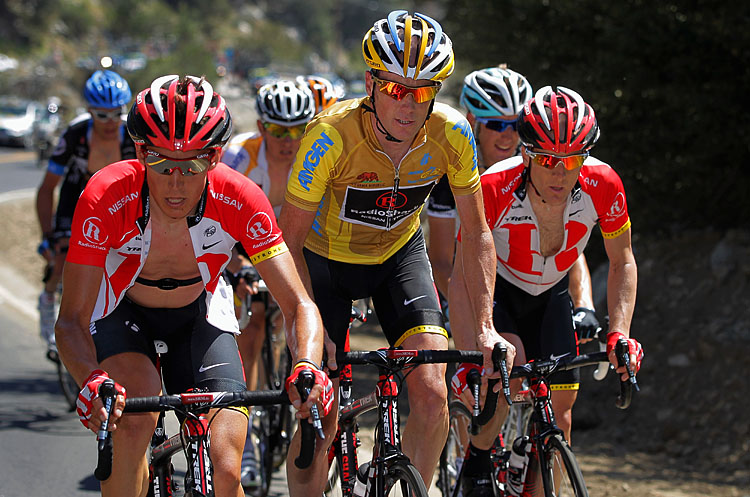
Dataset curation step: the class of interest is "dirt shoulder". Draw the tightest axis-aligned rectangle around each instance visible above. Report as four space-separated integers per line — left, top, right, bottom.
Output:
2 193 748 496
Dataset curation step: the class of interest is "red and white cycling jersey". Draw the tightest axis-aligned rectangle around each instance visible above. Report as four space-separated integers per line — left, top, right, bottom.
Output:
66 160 288 332
476 156 631 296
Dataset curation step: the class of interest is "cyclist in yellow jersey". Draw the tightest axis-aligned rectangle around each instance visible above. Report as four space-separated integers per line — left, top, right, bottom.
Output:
221 80 316 489
279 10 514 494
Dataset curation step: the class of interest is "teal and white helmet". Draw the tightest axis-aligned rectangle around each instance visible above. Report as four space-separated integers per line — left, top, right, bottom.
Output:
460 67 532 119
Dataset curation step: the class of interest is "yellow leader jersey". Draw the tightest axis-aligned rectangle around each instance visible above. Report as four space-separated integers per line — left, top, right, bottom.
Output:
285 97 480 264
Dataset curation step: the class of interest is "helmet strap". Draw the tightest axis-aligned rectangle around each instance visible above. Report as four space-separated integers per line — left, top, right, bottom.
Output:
362 86 403 143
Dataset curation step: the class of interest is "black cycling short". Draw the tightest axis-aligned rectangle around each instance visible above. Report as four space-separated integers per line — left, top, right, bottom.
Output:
91 293 247 395
493 275 580 390
305 228 446 370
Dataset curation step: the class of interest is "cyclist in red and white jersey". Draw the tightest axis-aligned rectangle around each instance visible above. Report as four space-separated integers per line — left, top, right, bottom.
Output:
449 86 643 497
55 75 330 497
221 80 316 488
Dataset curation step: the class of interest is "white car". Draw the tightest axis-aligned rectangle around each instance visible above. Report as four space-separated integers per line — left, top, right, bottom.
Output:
0 98 41 148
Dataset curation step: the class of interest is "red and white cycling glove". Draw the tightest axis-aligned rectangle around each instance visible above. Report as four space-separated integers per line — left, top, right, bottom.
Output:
450 362 483 399
285 363 334 416
606 332 644 373
76 369 126 429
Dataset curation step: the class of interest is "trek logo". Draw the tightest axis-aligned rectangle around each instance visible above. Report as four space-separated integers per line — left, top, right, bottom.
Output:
298 130 334 191
356 171 380 183
82 217 108 245
246 212 273 240
204 225 216 237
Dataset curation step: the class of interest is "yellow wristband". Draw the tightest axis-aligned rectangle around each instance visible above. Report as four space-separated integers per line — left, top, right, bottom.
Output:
293 359 320 371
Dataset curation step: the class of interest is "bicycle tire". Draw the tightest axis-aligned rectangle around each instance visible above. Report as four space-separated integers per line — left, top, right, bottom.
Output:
57 360 78 412
534 433 588 497
253 412 274 497
438 401 471 497
385 461 429 497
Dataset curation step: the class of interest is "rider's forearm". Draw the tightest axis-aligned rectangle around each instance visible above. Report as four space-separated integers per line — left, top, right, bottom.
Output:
288 300 324 366
55 318 100 387
606 257 637 337
460 230 496 339
447 256 478 351
36 187 54 235
568 254 595 310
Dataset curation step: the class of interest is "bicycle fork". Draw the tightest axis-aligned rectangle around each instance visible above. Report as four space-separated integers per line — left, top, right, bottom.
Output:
182 414 213 496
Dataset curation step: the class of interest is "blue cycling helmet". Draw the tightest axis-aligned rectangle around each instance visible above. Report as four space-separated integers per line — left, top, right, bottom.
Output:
83 70 132 109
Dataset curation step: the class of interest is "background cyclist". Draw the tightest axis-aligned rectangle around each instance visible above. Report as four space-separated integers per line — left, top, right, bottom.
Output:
279 10 512 495
35 69 134 359
55 75 330 497
221 79 317 488
449 86 644 497
296 74 341 116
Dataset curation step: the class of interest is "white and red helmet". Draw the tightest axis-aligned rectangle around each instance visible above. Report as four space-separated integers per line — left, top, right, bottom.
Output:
127 75 232 152
518 86 599 155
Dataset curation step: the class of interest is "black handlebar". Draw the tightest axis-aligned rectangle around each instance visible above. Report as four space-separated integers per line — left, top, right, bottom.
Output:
94 380 116 481
95 386 315 480
293 369 324 469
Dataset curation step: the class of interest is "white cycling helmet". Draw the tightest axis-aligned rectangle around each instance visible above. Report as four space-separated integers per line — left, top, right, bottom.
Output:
256 80 315 126
460 67 533 119
362 10 454 82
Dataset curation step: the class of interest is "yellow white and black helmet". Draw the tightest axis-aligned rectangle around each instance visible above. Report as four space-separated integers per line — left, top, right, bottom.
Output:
362 10 454 82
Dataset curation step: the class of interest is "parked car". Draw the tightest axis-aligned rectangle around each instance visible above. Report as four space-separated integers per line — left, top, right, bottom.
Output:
0 98 41 148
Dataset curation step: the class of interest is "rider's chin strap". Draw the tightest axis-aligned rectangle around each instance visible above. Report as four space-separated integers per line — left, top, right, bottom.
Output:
362 90 403 143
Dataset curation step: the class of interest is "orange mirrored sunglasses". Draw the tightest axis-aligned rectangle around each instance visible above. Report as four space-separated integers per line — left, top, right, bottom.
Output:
371 75 441 104
525 147 589 171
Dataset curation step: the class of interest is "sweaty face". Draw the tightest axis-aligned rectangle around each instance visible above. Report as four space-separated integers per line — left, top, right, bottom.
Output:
365 71 435 143
525 148 583 206
140 146 214 220
258 119 304 166
473 117 521 166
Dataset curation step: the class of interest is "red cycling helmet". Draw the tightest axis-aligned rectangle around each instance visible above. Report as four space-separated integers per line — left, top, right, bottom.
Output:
518 86 599 155
127 75 232 152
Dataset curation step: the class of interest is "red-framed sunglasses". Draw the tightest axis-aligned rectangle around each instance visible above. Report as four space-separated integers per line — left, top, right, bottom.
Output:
371 74 441 104
524 147 589 171
143 148 215 176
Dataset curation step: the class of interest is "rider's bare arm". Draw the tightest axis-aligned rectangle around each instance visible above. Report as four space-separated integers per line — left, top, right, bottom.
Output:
56 261 102 386
602 227 638 375
568 253 595 310
277 201 317 297
453 190 515 376
36 171 62 236
427 215 456 298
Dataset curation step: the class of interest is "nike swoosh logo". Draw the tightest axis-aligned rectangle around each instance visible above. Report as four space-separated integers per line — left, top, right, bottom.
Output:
202 241 221 250
198 362 229 373
549 353 571 361
403 295 427 306
569 209 583 216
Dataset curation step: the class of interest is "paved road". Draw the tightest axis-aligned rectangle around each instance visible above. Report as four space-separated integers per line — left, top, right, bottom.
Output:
0 147 45 193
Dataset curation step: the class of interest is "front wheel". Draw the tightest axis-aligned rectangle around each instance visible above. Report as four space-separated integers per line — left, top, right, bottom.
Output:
534 434 588 497
57 360 78 412
438 401 471 497
385 461 429 497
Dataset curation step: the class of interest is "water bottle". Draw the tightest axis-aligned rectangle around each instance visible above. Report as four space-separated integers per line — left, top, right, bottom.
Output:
505 436 530 496
352 461 371 497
